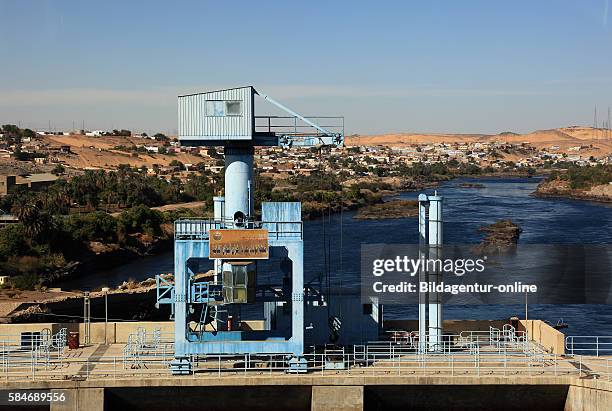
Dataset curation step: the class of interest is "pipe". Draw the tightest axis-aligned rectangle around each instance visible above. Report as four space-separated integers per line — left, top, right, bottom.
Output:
213 196 225 282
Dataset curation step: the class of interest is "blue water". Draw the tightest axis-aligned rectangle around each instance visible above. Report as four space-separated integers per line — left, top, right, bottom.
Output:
63 177 612 336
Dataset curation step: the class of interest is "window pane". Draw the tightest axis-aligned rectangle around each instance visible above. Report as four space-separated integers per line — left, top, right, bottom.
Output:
206 100 225 116
225 101 242 116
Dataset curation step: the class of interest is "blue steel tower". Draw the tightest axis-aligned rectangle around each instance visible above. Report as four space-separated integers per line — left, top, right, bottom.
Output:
156 86 343 374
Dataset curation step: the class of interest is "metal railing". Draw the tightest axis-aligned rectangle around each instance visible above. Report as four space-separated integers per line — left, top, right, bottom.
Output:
566 336 612 357
383 325 531 355
123 328 174 369
174 219 303 240
254 115 344 144
0 348 609 382
2 330 612 382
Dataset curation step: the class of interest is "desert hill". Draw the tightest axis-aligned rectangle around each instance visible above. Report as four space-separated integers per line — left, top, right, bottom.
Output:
346 126 612 156
41 134 203 170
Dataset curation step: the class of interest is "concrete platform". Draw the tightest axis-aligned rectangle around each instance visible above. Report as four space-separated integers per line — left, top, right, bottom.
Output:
0 375 609 411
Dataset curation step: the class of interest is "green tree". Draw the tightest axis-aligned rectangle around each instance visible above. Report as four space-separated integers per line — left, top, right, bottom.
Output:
11 200 44 239
0 224 29 259
169 159 185 170
117 205 163 238
62 212 117 243
52 164 65 174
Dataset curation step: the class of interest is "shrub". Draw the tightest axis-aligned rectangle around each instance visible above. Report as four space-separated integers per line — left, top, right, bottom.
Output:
0 224 29 260
117 205 163 237
61 212 118 243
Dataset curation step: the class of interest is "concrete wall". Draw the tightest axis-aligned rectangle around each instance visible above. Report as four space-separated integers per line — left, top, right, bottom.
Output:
565 380 612 411
519 320 565 355
0 320 267 345
0 321 173 344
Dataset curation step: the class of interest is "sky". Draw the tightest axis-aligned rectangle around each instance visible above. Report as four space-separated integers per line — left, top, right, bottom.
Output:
1 0 612 135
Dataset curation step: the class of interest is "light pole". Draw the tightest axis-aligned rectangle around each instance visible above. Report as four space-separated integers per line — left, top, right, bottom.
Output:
102 287 110 345
83 292 90 345
525 289 528 322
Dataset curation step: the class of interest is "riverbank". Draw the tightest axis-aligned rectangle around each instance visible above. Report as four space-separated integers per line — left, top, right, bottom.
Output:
48 235 173 286
533 179 612 203
353 199 418 220
3 275 169 323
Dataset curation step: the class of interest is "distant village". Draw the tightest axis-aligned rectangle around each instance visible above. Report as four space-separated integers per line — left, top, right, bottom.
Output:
0 126 611 200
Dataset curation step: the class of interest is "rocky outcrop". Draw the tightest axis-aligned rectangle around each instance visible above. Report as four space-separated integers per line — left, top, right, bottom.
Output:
38 261 81 285
473 220 522 254
534 180 612 203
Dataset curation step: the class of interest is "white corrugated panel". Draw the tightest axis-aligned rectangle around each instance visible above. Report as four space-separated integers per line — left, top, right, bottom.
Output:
178 86 254 141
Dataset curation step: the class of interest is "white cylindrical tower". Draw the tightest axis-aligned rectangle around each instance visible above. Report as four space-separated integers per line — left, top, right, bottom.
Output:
224 145 254 225
427 193 443 350
417 194 428 353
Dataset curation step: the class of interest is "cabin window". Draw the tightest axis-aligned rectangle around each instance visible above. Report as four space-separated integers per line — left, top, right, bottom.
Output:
225 100 242 116
205 100 242 117
205 100 225 116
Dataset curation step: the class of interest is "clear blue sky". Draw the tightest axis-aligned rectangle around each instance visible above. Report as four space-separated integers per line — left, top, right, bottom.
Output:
1 0 611 135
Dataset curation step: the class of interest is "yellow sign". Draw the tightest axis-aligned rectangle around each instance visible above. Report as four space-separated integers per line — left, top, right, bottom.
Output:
209 229 269 259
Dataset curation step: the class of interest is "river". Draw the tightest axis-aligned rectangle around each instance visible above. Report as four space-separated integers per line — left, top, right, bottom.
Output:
60 176 612 336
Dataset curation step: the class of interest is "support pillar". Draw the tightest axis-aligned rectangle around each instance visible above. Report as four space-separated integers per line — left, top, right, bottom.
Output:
288 241 304 356
311 386 363 411
51 388 104 411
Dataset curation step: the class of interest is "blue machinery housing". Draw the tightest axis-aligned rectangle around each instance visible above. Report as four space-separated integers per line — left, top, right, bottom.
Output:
156 86 345 374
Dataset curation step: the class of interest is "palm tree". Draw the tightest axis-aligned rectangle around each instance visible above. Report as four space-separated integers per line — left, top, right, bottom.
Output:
11 200 46 239
42 183 71 215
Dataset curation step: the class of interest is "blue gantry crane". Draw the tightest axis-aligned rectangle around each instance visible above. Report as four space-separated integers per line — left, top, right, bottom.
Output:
156 86 344 374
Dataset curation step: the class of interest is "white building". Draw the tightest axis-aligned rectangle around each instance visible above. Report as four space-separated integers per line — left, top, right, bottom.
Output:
85 130 104 137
